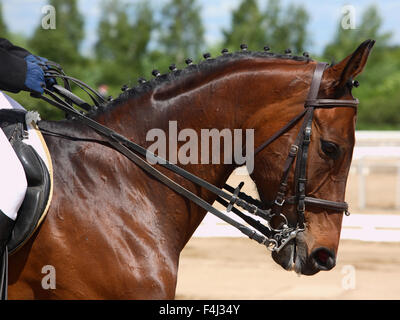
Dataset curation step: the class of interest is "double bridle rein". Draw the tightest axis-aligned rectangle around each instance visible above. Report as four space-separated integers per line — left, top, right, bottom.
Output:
36 61 358 253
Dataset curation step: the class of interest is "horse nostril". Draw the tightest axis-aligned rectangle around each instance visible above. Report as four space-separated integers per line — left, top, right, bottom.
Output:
310 247 336 271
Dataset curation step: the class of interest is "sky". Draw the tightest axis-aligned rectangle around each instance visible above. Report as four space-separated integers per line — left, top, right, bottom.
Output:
2 0 400 56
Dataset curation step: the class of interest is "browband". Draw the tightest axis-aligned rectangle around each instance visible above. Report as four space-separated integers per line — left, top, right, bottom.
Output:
305 99 359 108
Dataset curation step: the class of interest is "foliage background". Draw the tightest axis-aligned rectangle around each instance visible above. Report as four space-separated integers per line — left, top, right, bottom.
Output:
0 0 399 129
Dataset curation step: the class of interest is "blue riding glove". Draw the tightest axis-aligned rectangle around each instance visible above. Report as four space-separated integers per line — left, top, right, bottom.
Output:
25 54 57 90
25 54 48 67
24 60 45 94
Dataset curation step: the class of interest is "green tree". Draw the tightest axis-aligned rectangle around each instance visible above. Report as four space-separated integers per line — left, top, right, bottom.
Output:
223 0 309 54
95 0 155 86
263 0 286 50
29 0 84 69
0 0 7 37
158 0 204 64
323 5 400 129
323 5 391 63
222 0 265 51
283 4 309 53
264 0 309 52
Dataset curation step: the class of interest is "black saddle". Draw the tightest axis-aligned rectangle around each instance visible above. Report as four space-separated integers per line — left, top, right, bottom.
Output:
0 109 51 253
0 109 52 300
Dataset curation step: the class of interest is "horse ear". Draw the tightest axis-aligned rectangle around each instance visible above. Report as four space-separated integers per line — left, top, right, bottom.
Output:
327 39 375 87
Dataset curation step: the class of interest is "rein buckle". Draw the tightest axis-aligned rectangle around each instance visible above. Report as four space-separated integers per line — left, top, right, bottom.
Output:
274 198 285 207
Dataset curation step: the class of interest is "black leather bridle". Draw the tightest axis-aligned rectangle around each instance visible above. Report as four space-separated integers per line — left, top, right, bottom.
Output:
247 62 358 248
35 61 358 253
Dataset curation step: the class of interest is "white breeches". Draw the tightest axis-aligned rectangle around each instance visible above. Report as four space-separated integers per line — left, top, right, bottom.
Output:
0 92 28 220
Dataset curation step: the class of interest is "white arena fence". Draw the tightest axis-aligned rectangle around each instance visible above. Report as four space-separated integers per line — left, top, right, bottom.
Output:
352 131 400 210
193 212 400 242
194 131 400 242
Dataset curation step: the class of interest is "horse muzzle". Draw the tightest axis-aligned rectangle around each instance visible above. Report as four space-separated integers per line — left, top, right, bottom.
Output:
271 231 336 275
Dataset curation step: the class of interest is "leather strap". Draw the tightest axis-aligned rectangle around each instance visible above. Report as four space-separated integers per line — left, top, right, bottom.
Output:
305 99 359 108
294 63 328 226
285 196 349 212
306 63 328 100
254 109 307 155
53 85 92 111
294 109 314 227
0 248 7 300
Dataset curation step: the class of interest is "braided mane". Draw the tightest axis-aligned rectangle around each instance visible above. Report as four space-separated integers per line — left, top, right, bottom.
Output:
92 48 313 116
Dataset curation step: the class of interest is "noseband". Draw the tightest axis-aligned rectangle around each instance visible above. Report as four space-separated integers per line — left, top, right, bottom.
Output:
36 61 359 253
252 62 358 245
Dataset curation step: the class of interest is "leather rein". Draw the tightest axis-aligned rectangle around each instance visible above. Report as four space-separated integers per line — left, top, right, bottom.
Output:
34 61 358 253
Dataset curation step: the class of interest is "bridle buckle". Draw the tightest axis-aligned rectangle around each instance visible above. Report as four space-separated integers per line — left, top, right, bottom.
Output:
297 201 305 213
289 144 299 156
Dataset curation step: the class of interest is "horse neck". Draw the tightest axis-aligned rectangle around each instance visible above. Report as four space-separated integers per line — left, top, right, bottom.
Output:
93 73 247 188
95 58 311 174
90 58 312 249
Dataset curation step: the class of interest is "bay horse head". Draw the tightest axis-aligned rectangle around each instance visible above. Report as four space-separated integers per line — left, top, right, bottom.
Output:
248 40 375 275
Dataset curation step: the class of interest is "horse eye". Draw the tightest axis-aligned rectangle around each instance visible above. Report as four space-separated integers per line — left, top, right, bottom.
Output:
321 140 340 159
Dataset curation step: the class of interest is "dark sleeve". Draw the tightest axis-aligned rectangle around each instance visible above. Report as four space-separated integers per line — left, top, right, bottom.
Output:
0 38 32 59
0 47 27 93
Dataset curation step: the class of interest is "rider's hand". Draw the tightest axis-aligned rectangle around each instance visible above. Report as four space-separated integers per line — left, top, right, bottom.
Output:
25 54 56 91
24 60 45 94
25 54 48 67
